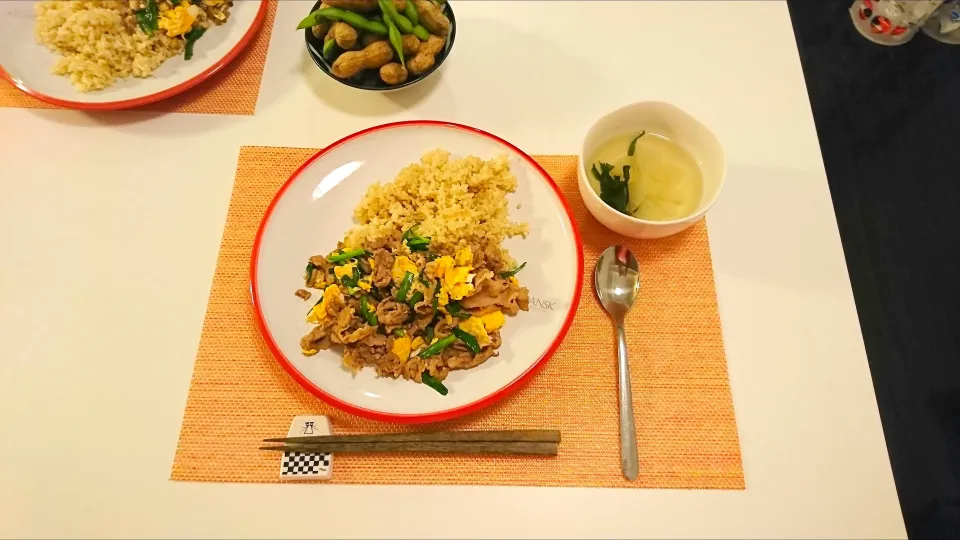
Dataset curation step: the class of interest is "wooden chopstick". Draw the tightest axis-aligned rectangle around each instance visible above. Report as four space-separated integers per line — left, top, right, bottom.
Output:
260 440 558 455
263 429 561 445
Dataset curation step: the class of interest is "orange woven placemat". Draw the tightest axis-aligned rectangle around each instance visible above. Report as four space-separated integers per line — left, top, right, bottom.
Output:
171 148 744 489
0 1 275 115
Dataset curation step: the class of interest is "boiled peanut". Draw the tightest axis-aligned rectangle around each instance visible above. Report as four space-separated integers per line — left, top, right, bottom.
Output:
362 34 416 58
408 34 444 75
361 32 387 48
401 34 420 56
331 21 358 49
412 0 449 36
331 41 393 78
311 22 329 40
380 62 408 85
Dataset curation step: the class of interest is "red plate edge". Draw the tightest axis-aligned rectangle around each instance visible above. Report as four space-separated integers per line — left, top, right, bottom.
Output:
250 120 586 424
0 0 268 111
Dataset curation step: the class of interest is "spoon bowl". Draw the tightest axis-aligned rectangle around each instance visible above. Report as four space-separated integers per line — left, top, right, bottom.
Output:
595 246 642 319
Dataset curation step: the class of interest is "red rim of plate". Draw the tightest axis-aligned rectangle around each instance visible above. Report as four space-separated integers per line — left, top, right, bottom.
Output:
0 0 268 111
250 121 585 424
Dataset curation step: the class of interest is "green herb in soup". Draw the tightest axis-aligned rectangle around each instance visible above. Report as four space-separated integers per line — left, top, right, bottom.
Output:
588 132 704 221
591 161 630 215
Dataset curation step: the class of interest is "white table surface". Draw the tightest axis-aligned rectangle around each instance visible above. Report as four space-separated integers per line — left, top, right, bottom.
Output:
0 1 906 538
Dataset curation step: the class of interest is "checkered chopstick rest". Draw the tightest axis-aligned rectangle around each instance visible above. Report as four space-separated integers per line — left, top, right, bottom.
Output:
279 416 333 481
281 451 331 477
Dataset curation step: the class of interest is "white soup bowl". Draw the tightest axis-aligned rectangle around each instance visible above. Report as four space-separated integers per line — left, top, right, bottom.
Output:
578 101 726 239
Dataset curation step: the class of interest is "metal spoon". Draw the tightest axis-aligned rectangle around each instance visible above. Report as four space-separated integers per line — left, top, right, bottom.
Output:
594 245 641 480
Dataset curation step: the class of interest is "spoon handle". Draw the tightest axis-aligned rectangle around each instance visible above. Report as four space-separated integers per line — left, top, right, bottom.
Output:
616 322 639 480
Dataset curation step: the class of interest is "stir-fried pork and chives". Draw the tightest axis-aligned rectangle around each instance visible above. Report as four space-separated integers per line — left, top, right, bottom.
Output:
299 225 528 395
130 0 232 59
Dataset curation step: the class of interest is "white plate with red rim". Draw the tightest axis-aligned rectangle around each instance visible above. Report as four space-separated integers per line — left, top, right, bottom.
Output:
0 0 267 110
252 121 584 424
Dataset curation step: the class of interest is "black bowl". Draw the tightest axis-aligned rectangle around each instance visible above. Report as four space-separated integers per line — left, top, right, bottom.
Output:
303 0 456 91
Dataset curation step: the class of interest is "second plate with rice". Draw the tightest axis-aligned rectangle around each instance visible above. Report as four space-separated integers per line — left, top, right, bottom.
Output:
252 121 583 423
0 0 267 109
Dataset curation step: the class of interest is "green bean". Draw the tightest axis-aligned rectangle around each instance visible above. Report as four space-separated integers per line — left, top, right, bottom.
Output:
327 248 366 263
407 290 424 309
305 261 316 280
340 265 361 288
499 262 527 279
322 37 336 59
627 131 646 157
402 225 431 251
431 280 441 314
297 9 329 29
393 13 414 33
395 13 429 41
393 328 405 337
396 271 414 302
418 335 455 358
378 0 409 31
411 24 430 40
307 297 322 316
424 325 435 344
389 23 405 66
378 0 405 67
135 0 159 34
445 301 471 320
403 0 418 26
360 295 378 326
421 371 448 395
452 327 480 354
184 26 206 61
378 0 421 49
297 7 387 35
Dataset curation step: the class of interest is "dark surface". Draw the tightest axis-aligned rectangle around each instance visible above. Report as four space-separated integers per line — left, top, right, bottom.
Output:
787 1 960 538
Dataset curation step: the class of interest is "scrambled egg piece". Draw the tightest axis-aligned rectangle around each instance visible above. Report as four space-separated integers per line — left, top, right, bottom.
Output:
203 0 227 5
302 348 319 356
411 337 425 352
357 276 372 291
480 310 505 332
428 255 452 279
392 335 412 362
306 284 340 324
508 276 519 286
430 255 475 306
158 4 199 37
392 255 418 284
333 261 357 281
455 246 473 266
458 316 491 347
445 266 474 299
